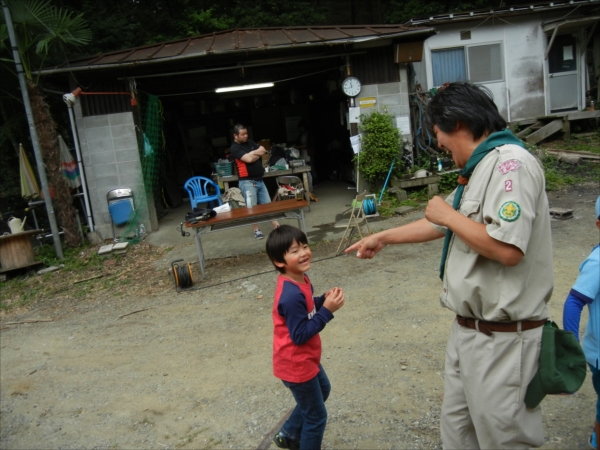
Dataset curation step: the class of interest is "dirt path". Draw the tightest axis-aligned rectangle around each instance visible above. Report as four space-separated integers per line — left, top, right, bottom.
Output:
1 183 598 450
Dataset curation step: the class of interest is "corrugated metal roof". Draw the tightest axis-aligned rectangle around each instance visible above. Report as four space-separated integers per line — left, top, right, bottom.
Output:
406 0 599 25
41 25 433 74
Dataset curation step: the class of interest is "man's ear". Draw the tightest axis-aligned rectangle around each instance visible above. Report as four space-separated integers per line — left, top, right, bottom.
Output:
455 121 478 141
454 121 466 132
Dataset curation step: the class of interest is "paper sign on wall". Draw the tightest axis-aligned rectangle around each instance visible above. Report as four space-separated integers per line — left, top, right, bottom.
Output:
349 107 360 123
396 116 411 136
350 134 361 154
563 45 573 60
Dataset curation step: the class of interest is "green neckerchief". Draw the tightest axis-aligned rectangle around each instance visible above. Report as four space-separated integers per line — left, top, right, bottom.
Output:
438 129 525 280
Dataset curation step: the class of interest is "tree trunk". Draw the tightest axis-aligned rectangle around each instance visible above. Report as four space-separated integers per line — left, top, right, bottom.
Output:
28 83 81 248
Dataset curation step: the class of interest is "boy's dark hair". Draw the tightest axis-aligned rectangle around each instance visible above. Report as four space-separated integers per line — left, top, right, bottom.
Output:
266 225 309 274
233 124 246 136
426 82 506 140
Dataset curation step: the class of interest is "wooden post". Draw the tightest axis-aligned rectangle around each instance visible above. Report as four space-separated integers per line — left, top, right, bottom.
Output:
562 117 570 140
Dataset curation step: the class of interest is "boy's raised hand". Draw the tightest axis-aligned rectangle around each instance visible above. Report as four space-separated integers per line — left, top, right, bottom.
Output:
323 287 344 313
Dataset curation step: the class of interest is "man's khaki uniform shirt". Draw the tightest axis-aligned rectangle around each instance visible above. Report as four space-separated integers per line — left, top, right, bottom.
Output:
431 144 553 322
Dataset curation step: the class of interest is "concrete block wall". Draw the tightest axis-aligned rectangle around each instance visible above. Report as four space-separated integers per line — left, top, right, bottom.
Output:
73 108 150 240
353 66 413 192
356 66 412 139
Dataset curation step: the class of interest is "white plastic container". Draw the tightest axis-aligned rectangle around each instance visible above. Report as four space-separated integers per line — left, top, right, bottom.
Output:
245 191 254 207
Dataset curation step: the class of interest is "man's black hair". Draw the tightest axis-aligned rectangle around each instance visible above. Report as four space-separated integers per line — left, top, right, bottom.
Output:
426 82 506 140
233 124 246 136
266 225 309 274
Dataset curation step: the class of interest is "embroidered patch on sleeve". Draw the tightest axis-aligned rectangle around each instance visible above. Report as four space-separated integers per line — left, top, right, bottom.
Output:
497 159 521 175
505 180 513 192
498 201 521 222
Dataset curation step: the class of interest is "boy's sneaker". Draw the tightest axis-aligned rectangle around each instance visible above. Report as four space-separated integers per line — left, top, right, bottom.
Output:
272 432 300 450
254 229 264 239
589 431 597 449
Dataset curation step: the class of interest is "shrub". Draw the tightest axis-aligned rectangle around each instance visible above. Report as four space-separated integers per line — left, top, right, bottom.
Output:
355 109 403 188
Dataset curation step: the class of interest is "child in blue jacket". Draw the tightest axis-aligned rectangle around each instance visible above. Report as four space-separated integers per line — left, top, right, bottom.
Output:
563 196 600 450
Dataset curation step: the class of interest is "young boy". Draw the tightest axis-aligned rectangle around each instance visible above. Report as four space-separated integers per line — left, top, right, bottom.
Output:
266 225 344 450
563 196 600 450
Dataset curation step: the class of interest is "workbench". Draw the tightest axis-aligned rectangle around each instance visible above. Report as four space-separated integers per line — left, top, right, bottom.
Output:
186 199 309 279
215 165 313 207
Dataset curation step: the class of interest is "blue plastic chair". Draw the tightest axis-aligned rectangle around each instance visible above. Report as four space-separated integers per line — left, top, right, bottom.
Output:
107 187 135 241
184 176 223 209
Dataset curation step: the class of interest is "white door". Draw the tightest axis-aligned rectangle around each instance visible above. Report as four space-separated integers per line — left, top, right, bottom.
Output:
547 34 579 113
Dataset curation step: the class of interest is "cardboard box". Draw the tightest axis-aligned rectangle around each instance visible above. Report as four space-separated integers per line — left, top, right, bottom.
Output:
258 139 271 151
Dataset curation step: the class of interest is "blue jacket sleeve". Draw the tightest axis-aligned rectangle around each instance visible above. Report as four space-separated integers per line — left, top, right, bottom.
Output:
278 287 333 346
562 289 591 341
314 294 326 310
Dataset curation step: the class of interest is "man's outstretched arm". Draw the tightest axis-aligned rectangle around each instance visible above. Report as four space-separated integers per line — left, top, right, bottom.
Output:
345 217 444 259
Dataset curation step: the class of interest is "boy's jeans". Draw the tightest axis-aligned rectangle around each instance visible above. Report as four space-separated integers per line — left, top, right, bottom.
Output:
239 179 271 207
280 365 331 450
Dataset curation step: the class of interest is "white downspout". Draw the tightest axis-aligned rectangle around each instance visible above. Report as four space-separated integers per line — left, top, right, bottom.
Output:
63 89 94 232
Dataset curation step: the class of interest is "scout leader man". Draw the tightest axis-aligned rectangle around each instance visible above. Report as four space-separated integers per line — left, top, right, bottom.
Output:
347 82 553 449
230 124 279 239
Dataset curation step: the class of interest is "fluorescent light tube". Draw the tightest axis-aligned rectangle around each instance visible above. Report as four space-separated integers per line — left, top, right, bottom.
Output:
215 83 274 93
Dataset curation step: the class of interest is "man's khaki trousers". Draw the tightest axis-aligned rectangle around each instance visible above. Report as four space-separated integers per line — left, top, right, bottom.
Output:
441 319 544 449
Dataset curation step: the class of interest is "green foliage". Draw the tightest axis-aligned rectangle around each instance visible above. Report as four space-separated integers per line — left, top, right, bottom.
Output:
35 243 103 271
0 0 91 213
439 171 459 192
186 9 234 36
543 132 600 155
524 143 600 191
407 187 430 203
0 242 104 311
540 154 578 191
64 0 329 55
229 1 328 27
355 109 402 188
375 190 402 217
0 0 91 81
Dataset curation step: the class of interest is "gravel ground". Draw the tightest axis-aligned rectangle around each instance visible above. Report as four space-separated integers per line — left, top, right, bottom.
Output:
0 183 598 450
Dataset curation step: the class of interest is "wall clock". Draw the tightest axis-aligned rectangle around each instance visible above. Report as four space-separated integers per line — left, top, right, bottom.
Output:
342 77 361 97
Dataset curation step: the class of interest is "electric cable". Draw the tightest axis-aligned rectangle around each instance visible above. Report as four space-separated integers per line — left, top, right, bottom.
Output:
171 260 194 291
172 252 343 293
176 223 190 237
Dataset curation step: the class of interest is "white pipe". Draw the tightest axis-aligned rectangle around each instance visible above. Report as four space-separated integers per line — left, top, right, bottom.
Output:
65 103 95 232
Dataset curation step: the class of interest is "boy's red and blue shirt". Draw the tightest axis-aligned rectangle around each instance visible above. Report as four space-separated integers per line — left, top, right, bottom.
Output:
272 274 333 383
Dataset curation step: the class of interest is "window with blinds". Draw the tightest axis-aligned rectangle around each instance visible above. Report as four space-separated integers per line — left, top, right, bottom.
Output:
431 43 503 87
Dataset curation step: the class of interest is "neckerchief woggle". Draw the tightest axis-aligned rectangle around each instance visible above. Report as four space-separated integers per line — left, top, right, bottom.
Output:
438 129 525 280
